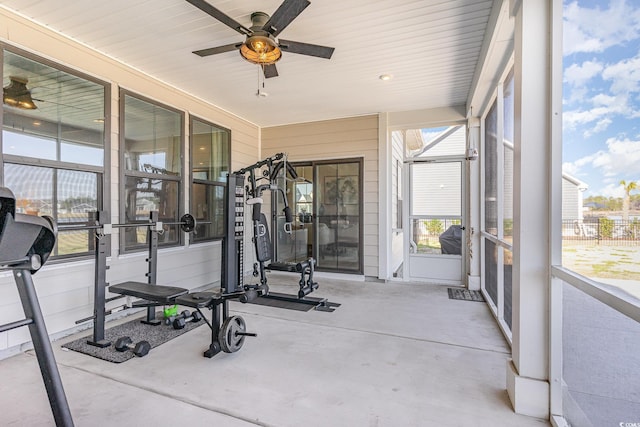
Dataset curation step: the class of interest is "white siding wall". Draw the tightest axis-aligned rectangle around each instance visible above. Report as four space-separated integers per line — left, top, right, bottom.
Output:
261 116 379 277
0 9 259 354
562 178 581 220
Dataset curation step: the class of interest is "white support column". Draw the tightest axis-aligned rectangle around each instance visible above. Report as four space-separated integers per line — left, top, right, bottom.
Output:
467 117 481 290
378 113 390 280
507 0 551 418
549 0 565 418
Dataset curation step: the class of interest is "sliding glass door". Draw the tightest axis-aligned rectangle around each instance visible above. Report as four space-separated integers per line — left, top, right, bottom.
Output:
274 158 363 274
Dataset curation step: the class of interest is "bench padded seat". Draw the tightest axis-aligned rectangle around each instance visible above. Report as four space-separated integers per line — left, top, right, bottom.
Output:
109 281 188 303
175 291 223 308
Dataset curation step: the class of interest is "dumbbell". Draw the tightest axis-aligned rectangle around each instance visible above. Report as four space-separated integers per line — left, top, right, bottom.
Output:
172 310 203 329
114 336 151 357
164 309 191 326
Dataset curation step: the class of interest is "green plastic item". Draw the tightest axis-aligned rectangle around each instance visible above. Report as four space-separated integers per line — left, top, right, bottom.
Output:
163 305 178 318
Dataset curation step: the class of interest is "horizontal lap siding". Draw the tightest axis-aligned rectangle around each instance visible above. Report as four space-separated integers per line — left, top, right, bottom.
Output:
261 115 379 277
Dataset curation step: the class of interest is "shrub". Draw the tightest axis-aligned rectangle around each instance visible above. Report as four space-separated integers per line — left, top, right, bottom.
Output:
598 217 614 238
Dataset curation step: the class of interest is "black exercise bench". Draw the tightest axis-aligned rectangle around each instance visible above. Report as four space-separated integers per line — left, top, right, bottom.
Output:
108 281 189 325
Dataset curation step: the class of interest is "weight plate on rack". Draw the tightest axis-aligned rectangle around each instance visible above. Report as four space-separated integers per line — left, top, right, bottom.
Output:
218 315 246 353
180 213 196 233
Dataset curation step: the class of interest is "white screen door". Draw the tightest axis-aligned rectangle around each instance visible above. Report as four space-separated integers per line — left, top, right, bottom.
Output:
408 160 465 284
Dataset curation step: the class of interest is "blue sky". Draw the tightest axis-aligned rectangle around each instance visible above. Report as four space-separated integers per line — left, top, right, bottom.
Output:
562 0 640 197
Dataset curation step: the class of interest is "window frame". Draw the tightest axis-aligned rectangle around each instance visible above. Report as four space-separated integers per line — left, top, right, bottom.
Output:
119 89 184 253
480 60 515 342
0 44 111 261
189 114 231 242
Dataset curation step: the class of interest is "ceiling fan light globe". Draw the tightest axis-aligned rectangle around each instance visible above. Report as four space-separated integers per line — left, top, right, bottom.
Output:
240 35 281 65
3 76 38 109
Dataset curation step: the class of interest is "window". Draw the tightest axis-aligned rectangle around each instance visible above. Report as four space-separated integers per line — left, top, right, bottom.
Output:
503 70 514 243
1 47 107 258
484 101 498 236
481 66 515 335
190 117 230 241
120 91 183 251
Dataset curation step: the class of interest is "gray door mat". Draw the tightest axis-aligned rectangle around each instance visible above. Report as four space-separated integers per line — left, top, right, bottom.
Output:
62 311 206 363
447 288 485 302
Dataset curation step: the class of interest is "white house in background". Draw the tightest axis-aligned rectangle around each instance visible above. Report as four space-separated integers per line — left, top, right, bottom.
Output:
562 173 588 220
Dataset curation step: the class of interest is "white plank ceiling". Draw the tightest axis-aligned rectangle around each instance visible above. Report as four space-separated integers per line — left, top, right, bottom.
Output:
0 0 495 127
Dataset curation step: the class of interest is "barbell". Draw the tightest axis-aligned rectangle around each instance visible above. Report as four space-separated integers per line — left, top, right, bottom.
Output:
57 213 202 234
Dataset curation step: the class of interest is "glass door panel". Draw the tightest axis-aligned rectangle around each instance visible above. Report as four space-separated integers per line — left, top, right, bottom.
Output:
273 159 363 274
408 161 464 283
275 165 312 264
315 161 361 272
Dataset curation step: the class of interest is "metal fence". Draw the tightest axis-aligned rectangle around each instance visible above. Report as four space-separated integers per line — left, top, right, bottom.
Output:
411 218 462 253
562 218 640 246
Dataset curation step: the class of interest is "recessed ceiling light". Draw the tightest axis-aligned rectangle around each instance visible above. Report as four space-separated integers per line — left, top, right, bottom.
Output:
379 74 393 81
199 146 206 150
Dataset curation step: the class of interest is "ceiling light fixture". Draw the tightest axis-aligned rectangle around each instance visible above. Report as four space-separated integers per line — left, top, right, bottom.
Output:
239 12 282 66
240 35 282 65
3 76 37 110
379 74 393 81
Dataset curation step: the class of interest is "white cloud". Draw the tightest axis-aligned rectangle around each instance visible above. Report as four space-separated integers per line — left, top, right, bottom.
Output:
567 137 640 182
563 94 632 130
564 60 603 86
584 118 613 137
563 106 613 129
562 161 580 177
564 0 640 55
602 55 640 94
597 182 626 197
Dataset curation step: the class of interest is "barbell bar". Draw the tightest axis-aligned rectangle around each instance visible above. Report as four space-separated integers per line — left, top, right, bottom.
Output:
57 213 205 234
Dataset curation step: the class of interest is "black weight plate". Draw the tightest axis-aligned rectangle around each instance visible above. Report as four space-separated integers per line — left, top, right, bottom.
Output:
180 213 196 233
218 315 246 353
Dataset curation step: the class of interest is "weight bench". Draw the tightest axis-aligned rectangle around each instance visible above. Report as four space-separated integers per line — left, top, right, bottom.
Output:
108 284 256 356
108 281 189 325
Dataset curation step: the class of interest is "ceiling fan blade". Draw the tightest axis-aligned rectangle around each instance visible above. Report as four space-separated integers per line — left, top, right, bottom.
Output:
186 0 252 35
193 43 241 57
279 39 334 59
263 64 279 79
262 0 310 37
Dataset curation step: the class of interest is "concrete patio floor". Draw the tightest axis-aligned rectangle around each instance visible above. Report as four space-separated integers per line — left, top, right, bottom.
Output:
0 273 549 426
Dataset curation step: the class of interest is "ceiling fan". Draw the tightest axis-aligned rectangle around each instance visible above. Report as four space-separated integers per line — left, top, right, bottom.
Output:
186 0 335 78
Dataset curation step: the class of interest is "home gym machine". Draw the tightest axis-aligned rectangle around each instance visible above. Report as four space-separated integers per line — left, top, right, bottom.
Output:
0 187 74 427
234 153 339 312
